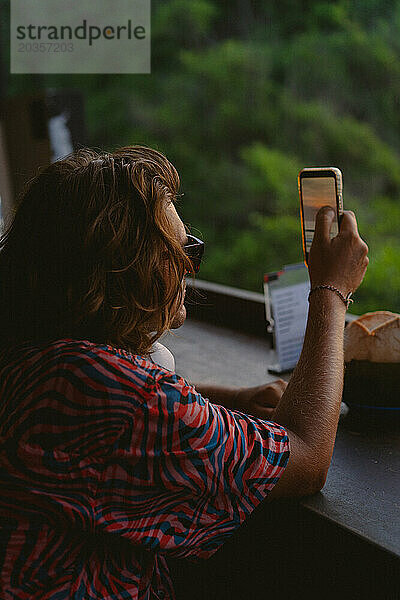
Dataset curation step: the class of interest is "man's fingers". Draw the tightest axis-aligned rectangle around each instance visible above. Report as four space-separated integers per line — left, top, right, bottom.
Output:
273 378 288 391
313 206 336 244
339 210 359 235
263 380 287 407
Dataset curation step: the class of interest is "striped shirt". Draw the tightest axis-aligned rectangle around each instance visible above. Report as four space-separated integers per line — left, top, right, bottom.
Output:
0 339 290 599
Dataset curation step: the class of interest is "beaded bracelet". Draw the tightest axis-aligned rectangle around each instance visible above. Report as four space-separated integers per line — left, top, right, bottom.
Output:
308 284 354 309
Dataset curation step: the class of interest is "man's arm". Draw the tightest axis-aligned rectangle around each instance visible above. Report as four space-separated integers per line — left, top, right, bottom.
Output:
189 208 368 499
193 208 368 499
267 288 346 497
191 290 347 497
268 208 369 497
190 380 287 418
188 383 239 410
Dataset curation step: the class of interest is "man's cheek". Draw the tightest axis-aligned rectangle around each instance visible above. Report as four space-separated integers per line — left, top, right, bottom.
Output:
171 304 186 329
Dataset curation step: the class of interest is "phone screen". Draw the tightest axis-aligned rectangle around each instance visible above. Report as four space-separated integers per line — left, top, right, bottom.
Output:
301 176 339 253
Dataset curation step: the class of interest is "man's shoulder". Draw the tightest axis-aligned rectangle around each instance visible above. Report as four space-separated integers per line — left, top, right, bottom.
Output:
1 338 168 384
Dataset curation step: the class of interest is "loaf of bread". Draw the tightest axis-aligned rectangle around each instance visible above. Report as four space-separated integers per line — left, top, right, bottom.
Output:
344 311 400 363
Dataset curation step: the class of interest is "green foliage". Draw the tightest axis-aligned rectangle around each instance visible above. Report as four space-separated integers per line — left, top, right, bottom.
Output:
240 144 301 214
350 196 400 314
200 213 303 292
2 0 400 314
153 0 217 39
353 243 400 314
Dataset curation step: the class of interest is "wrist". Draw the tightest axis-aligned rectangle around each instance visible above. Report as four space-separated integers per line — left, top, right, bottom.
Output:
308 286 348 314
309 284 352 310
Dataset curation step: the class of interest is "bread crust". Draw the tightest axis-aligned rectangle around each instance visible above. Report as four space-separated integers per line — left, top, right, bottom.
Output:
344 311 400 363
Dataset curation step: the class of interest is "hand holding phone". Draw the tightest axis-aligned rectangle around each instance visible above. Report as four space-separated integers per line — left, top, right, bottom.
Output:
298 167 343 266
308 207 369 298
299 167 369 298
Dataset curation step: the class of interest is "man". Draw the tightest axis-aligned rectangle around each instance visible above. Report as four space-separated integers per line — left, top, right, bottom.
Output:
0 146 368 599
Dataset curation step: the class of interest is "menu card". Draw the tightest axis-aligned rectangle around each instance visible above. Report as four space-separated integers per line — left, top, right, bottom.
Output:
264 263 310 373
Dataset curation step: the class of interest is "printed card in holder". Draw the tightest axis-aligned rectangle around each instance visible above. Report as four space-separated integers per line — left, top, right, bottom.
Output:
264 262 310 374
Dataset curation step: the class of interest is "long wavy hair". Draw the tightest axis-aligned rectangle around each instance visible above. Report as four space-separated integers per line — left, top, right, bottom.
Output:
0 146 193 355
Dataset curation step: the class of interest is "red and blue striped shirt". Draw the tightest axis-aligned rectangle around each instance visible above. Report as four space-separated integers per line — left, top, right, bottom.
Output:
0 338 290 599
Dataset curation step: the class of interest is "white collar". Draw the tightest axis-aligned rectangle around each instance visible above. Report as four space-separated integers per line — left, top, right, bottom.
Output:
149 341 175 372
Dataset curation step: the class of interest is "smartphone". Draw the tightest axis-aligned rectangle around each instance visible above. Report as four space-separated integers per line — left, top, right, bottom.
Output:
298 167 344 266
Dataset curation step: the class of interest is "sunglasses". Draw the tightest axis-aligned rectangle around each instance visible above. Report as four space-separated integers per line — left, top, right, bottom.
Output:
183 234 205 274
